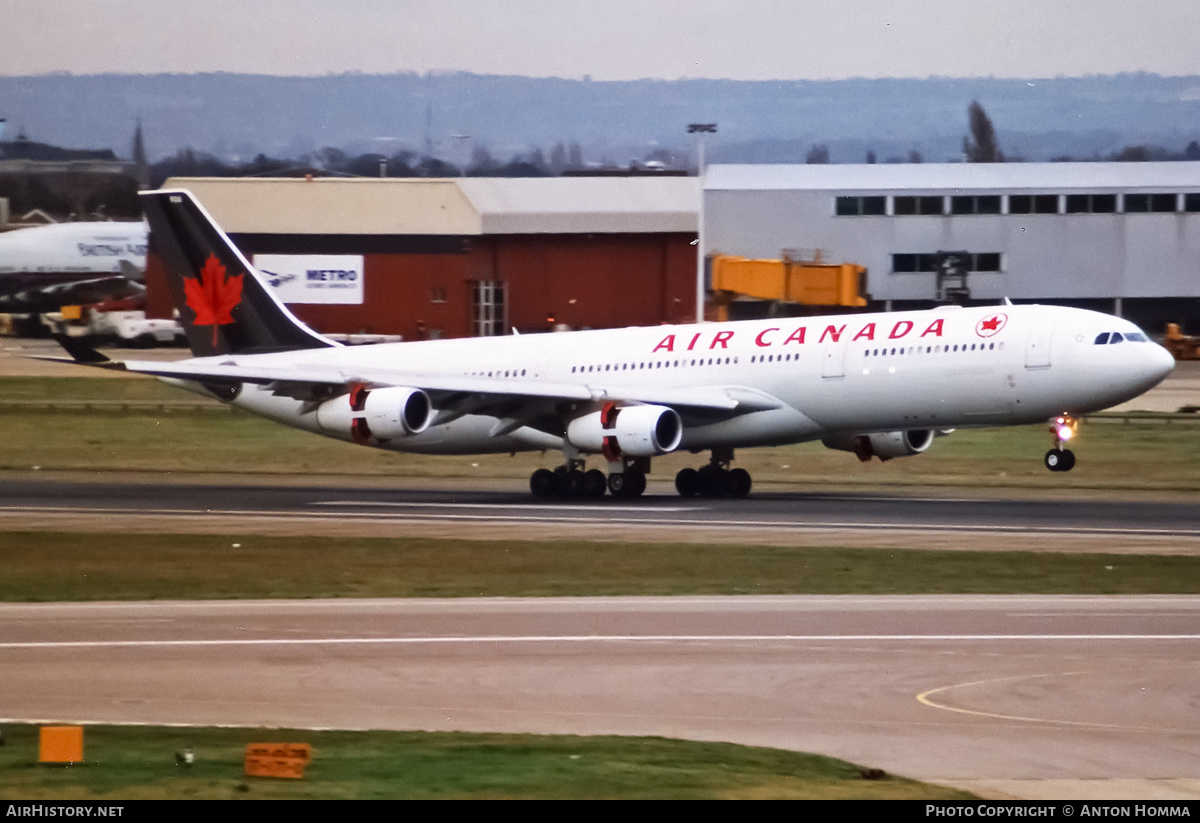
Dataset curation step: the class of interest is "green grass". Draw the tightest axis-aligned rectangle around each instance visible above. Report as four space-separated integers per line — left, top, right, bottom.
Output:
0 725 971 799
0 532 1196 601
2 376 1199 490
0 376 193 403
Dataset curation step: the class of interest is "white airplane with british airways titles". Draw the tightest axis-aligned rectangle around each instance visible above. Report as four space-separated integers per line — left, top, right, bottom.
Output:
51 189 1175 499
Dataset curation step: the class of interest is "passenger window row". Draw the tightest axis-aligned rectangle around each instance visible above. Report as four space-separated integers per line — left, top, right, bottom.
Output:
571 357 738 375
863 342 1001 356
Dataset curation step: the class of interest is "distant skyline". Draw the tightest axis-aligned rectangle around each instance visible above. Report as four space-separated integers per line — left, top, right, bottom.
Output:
3 0 1200 81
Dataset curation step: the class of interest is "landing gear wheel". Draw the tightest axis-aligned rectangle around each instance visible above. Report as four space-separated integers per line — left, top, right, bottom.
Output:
675 467 700 497
1044 448 1076 472
629 470 647 497
697 466 729 497
728 468 752 498
608 471 646 498
584 469 608 499
530 468 555 497
566 469 587 497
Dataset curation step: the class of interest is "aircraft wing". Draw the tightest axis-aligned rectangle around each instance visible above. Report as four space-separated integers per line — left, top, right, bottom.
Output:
47 339 782 438
115 357 764 411
0 274 145 313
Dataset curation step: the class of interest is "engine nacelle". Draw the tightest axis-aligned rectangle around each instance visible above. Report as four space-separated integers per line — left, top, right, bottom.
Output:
316 385 432 443
566 403 683 459
821 429 936 463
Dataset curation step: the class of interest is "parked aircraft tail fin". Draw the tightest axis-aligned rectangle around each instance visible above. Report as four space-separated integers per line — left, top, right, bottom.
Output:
139 189 336 357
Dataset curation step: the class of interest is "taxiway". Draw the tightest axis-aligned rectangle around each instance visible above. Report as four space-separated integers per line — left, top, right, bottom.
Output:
1 595 1197 799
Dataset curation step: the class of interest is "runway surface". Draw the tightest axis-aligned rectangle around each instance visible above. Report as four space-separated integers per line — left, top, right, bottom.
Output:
2 476 1200 553
4 473 1200 797
1 595 1198 799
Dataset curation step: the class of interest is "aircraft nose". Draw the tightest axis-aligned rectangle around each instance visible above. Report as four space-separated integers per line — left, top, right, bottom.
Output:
1141 341 1176 388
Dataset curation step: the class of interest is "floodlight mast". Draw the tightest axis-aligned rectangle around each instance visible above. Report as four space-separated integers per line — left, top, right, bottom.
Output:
688 123 717 323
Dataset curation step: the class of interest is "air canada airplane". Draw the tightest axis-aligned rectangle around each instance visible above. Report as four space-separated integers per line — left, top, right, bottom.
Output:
52 189 1174 499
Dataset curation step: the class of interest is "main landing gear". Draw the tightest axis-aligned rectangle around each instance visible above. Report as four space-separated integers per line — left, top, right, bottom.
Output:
529 464 607 499
529 447 755 500
1044 414 1078 472
529 449 649 499
674 448 752 498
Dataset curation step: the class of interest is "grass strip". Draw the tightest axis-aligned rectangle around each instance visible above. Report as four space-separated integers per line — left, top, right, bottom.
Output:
0 724 970 799
1 532 1198 601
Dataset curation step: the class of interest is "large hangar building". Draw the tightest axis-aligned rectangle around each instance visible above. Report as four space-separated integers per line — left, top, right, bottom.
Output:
150 176 699 340
148 164 1200 340
704 162 1200 329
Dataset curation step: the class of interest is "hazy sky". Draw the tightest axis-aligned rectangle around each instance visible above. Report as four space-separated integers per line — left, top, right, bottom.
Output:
3 0 1199 81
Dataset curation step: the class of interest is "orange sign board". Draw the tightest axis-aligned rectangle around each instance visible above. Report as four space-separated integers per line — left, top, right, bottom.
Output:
244 742 313 779
39 726 84 764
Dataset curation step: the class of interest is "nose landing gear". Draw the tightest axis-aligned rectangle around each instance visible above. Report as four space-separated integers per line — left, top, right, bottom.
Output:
1044 415 1078 472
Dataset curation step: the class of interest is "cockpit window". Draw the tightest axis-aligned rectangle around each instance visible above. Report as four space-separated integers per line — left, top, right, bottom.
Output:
1095 330 1148 344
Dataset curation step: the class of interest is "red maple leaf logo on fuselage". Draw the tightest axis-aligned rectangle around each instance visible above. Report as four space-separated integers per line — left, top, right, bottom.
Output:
183 254 244 346
975 312 1008 338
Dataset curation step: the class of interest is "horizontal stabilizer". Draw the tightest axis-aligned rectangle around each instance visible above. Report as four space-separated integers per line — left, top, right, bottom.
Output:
49 334 121 367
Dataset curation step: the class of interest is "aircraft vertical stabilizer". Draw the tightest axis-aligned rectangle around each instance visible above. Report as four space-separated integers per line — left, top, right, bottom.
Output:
140 189 335 356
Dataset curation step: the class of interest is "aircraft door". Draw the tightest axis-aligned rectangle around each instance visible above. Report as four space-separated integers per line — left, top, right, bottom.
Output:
1025 321 1053 369
821 339 846 378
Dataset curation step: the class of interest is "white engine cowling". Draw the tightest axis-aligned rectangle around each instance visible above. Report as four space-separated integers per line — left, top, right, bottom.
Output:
316 386 432 442
566 404 683 458
821 429 936 462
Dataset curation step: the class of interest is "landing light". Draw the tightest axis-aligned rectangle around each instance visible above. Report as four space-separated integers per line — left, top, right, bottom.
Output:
1054 416 1077 442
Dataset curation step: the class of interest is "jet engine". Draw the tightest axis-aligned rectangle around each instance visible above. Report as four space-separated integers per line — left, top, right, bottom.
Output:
566 403 683 459
316 385 432 444
821 429 936 463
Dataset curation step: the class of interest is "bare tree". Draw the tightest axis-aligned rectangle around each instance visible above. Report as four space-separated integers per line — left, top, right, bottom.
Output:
964 100 1004 163
567 141 583 170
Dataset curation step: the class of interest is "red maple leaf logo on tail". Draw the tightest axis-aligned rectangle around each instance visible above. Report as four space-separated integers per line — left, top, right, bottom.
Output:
183 254 244 346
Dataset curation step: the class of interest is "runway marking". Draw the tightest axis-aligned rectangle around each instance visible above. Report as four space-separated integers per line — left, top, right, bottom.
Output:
917 670 1200 733
3 633 1199 650
2 504 1199 538
310 501 699 513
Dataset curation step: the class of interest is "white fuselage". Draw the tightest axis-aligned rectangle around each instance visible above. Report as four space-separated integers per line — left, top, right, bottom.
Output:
195 302 1174 457
0 222 148 278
